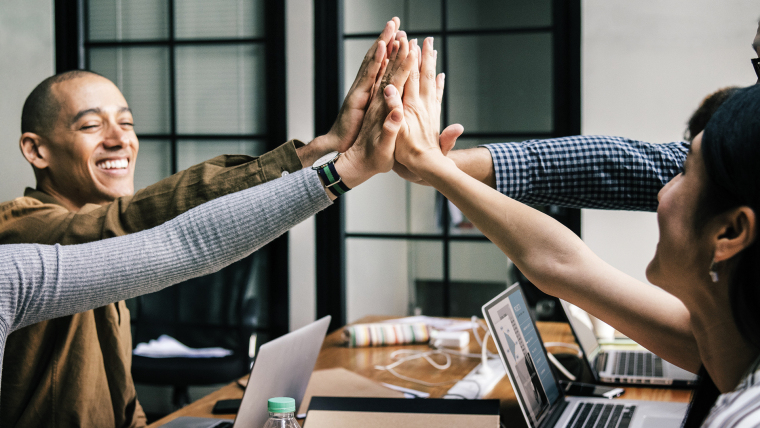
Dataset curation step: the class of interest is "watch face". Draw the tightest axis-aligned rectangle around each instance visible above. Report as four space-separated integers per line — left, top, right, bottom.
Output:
312 151 340 169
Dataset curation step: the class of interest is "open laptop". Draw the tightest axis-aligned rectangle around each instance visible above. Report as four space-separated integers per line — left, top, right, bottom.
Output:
559 299 698 387
162 316 331 428
482 284 688 428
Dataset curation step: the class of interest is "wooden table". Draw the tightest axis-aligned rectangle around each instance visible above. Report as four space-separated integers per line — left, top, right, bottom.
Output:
149 316 692 427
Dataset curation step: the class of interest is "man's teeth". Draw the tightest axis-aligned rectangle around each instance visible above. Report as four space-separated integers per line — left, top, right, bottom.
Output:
98 159 128 170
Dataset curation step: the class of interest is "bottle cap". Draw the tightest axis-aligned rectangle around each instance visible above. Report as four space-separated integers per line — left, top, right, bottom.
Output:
268 397 296 413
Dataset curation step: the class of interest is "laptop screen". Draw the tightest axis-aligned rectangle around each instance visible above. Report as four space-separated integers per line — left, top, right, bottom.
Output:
483 284 560 428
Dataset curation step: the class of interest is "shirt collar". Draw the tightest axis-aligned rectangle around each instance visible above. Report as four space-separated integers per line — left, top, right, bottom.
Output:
734 355 760 391
23 187 67 208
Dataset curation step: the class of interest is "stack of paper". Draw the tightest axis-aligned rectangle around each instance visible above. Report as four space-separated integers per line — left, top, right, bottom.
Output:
133 335 232 358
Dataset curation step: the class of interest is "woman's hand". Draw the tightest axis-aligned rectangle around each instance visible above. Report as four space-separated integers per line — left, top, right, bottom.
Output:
392 124 463 185
392 37 453 173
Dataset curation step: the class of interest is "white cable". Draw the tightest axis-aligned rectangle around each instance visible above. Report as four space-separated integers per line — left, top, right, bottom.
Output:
479 330 493 374
544 342 582 357
375 320 501 389
543 342 582 381
547 352 576 381
374 349 457 387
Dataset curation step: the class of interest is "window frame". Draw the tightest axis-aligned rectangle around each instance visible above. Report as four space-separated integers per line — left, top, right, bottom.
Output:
54 0 290 339
314 0 581 329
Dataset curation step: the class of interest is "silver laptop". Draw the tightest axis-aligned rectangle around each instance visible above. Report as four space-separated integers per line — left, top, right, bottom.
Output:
559 299 698 387
482 284 688 428
162 316 331 428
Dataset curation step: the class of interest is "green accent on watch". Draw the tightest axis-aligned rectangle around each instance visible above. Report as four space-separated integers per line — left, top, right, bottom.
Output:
312 151 351 197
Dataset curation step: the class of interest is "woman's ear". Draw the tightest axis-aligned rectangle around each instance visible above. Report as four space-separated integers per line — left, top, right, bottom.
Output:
19 132 50 170
713 206 756 262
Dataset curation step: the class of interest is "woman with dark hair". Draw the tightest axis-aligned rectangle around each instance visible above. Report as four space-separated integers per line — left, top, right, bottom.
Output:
391 36 760 426
684 86 741 142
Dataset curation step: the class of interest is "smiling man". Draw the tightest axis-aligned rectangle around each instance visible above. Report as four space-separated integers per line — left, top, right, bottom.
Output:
20 72 139 211
0 16 407 427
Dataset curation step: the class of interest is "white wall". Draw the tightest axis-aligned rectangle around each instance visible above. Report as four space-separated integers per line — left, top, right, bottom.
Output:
0 0 54 201
581 0 759 284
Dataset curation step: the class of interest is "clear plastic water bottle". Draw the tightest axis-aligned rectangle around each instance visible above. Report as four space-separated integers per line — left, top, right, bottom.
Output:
262 397 301 428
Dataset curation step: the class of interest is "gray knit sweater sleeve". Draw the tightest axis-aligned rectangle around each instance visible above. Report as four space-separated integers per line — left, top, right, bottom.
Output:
0 168 330 392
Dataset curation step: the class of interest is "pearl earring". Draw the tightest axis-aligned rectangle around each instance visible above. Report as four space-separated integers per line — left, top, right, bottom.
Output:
709 260 719 283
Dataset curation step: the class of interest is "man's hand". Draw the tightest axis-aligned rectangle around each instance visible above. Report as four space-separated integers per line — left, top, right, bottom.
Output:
330 36 418 195
298 18 401 168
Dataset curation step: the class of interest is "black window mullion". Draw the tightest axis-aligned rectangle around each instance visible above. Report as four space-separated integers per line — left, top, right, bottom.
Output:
263 0 289 339
343 26 553 39
440 0 451 317
315 0 346 333
87 38 267 47
168 0 178 175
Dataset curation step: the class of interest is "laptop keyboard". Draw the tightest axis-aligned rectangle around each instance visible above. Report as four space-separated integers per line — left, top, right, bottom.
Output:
567 403 636 428
610 352 664 377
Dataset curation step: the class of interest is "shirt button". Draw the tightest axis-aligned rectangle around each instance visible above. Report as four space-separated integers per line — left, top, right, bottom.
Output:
281 171 289 177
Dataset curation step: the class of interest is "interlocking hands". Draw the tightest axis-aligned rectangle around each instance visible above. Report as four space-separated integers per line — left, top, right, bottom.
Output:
317 19 464 197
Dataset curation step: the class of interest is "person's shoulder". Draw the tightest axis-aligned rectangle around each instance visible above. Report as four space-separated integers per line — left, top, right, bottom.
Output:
0 195 71 244
703 363 760 427
0 195 66 217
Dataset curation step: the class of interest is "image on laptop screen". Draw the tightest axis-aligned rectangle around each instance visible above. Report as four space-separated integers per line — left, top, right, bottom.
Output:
484 286 560 426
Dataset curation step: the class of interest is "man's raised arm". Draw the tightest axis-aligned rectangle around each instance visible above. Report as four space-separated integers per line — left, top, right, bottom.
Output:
398 136 687 212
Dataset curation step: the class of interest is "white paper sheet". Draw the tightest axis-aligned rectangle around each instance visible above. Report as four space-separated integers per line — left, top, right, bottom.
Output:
133 334 232 358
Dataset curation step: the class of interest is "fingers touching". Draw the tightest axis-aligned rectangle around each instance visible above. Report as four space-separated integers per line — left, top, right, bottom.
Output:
419 37 437 102
349 19 398 96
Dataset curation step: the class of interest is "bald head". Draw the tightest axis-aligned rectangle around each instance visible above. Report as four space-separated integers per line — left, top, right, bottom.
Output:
21 70 104 137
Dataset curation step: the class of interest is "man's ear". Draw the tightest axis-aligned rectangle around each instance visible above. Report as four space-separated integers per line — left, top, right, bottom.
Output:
713 206 756 262
19 132 49 170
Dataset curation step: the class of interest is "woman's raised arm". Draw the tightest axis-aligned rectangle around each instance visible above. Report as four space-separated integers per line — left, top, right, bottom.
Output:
391 36 700 373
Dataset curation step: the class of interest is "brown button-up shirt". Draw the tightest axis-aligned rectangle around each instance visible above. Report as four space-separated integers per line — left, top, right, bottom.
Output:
0 141 303 428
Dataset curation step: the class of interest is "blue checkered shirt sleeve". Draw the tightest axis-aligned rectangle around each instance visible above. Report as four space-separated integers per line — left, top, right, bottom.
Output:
484 135 688 211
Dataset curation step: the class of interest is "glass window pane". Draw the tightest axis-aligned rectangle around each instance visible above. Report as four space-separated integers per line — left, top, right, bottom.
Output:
88 0 169 41
345 173 407 234
343 37 442 99
134 139 172 191
89 47 171 134
447 0 551 31
448 33 553 133
343 0 441 34
406 0 441 32
446 198 482 236
344 0 403 34
409 185 439 234
449 242 514 317
176 44 266 135
451 242 512 282
177 140 266 170
175 0 264 39
347 239 442 322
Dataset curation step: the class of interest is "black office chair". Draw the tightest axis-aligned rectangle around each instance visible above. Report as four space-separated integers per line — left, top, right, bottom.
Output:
130 253 264 409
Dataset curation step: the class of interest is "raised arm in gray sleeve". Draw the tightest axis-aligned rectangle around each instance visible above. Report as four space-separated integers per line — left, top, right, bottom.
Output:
0 168 330 345
484 136 688 211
